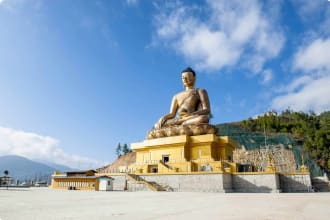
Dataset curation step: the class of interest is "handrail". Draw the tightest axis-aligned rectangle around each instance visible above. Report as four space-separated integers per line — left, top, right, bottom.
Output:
159 160 174 170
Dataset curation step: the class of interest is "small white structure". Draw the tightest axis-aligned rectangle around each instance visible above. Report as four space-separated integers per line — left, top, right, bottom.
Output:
98 176 113 191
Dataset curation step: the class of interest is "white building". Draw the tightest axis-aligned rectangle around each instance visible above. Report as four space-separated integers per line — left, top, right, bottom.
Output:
98 176 114 191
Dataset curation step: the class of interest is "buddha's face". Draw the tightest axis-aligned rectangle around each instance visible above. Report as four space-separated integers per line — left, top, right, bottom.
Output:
181 71 195 88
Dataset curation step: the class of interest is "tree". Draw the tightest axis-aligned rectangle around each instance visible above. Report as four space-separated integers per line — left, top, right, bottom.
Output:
239 110 330 173
122 144 129 154
3 170 9 189
122 143 132 154
304 111 330 172
116 143 122 158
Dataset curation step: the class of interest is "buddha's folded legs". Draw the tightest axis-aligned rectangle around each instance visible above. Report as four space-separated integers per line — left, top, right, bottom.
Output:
159 115 209 128
182 115 209 125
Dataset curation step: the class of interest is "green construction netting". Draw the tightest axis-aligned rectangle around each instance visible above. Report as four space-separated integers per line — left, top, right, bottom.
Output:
216 123 324 177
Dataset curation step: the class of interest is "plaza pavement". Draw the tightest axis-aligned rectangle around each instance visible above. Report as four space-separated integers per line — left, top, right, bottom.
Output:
0 187 330 220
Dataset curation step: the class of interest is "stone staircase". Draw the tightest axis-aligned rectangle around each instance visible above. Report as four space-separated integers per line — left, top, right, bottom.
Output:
126 174 166 191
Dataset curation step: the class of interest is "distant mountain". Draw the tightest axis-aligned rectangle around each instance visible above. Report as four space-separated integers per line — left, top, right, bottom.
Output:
0 155 63 182
35 160 74 172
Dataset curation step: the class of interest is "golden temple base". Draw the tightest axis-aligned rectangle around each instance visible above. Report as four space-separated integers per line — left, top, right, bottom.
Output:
130 134 237 174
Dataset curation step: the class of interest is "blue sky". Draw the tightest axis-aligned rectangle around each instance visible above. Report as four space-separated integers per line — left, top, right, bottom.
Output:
0 0 329 169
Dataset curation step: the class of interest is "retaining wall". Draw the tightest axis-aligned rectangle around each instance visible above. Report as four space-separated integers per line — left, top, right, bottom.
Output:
139 173 232 192
127 182 151 191
232 173 280 193
109 173 312 193
110 175 126 191
280 174 312 192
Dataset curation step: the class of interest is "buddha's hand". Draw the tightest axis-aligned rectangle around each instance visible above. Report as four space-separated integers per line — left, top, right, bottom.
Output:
179 111 190 118
155 116 166 129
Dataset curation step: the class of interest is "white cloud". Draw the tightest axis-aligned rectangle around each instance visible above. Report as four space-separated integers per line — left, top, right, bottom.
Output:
271 75 330 113
179 26 241 70
272 37 330 113
293 38 330 72
0 127 105 169
153 0 284 73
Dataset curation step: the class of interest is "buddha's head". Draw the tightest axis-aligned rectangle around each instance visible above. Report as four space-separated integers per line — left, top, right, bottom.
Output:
181 67 196 88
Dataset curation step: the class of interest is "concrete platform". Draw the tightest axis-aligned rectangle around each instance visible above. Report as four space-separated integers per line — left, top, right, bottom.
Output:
0 187 330 220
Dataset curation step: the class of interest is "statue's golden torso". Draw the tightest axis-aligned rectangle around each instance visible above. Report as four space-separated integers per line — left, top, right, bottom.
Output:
176 89 201 119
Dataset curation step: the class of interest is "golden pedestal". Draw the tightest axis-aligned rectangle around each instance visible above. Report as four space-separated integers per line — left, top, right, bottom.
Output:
131 134 236 174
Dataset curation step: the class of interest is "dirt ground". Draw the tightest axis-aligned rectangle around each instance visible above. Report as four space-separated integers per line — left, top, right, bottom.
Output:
0 187 330 220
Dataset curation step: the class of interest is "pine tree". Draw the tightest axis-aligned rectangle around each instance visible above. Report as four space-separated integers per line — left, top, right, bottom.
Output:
122 143 129 154
116 143 122 157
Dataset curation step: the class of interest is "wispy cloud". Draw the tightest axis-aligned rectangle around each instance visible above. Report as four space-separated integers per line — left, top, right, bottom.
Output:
271 37 330 113
78 7 118 48
126 0 138 6
224 94 233 113
0 126 105 169
0 0 43 17
153 0 284 74
260 69 273 85
291 0 326 22
275 75 312 93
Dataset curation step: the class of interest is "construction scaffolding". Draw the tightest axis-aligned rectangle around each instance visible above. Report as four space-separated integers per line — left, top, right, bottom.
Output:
217 123 324 177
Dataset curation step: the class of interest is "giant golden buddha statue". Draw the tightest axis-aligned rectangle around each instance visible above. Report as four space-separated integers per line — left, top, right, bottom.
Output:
148 67 217 139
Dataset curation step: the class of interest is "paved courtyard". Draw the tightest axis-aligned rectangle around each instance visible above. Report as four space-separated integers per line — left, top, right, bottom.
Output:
0 187 330 220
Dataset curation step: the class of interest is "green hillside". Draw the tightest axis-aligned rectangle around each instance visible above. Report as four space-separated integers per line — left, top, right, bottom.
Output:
216 116 327 178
